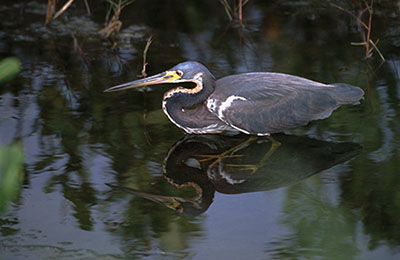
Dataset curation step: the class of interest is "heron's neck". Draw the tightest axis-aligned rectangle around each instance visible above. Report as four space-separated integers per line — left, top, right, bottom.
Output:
162 76 222 133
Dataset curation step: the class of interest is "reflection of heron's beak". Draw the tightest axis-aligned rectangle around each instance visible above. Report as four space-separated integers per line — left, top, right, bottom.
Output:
106 183 184 214
104 71 182 92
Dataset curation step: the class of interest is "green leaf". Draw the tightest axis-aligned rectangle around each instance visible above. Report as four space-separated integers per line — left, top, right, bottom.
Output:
0 57 21 83
0 143 24 214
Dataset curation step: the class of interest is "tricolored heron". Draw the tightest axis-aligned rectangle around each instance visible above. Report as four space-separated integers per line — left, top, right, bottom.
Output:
105 61 364 135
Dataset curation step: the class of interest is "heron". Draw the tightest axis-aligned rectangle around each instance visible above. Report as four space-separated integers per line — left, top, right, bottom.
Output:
105 61 364 135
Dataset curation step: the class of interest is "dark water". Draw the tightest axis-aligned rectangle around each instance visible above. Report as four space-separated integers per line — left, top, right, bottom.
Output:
1 0 400 259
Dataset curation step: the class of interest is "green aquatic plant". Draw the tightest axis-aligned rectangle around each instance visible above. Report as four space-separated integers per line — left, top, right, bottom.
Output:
0 57 21 84
0 144 24 214
102 0 135 38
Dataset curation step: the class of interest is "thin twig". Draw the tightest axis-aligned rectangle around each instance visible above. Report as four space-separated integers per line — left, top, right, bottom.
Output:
356 6 369 27
54 0 75 19
45 0 57 25
331 3 369 30
350 42 367 46
369 39 385 61
83 0 91 15
364 0 373 57
72 34 89 67
140 35 153 78
238 0 243 26
220 0 233 21
140 36 154 144
220 0 234 14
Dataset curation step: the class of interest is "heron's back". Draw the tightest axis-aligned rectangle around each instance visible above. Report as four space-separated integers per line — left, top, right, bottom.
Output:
208 72 364 135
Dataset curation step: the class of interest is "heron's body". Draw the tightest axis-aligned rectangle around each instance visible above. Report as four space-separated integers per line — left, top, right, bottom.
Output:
105 61 364 135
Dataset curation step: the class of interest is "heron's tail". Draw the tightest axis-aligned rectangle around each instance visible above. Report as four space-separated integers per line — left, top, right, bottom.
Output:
329 83 364 105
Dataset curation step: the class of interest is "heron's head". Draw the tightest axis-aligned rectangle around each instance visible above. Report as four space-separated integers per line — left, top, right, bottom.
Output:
104 61 214 92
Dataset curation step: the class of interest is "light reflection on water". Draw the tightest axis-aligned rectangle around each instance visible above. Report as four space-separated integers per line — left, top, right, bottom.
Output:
1 0 400 259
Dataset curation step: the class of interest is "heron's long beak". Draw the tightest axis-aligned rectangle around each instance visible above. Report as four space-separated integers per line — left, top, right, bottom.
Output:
104 70 182 92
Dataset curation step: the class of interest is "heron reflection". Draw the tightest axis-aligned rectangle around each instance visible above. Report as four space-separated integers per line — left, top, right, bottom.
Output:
107 134 361 216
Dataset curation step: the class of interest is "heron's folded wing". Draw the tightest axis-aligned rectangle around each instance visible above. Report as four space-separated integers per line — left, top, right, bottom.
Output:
209 73 339 134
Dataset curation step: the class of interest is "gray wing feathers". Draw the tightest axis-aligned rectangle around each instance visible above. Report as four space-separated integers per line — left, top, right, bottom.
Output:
209 73 363 134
